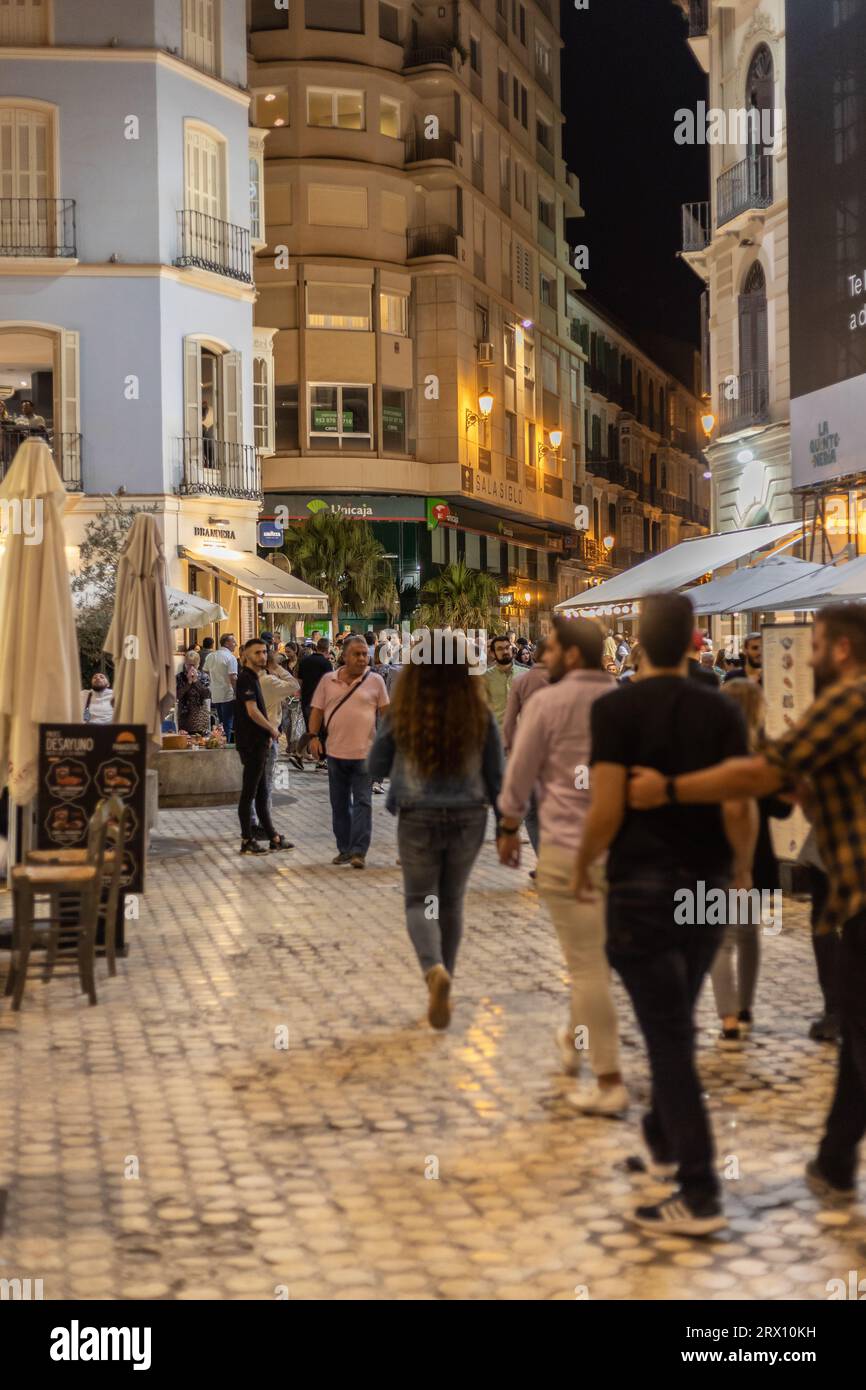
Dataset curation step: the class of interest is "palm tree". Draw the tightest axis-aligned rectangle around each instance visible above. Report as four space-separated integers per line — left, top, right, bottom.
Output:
414 561 501 632
281 510 394 634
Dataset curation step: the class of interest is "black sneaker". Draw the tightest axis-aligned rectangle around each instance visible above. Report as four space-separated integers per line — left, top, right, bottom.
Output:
737 1009 753 1034
332 852 351 865
809 1013 841 1043
268 835 294 851
718 1026 742 1050
805 1159 856 1204
632 1191 727 1236
240 838 269 855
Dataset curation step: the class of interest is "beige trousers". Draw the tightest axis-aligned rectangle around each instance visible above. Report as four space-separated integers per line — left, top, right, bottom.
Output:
536 842 621 1078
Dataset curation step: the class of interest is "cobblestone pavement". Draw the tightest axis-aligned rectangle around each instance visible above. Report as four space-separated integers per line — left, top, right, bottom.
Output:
0 765 863 1301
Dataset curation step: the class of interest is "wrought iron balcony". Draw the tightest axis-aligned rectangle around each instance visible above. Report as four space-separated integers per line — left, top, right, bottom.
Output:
717 155 774 227
175 437 262 501
0 427 81 490
718 369 770 434
689 0 708 37
175 210 252 283
682 201 710 252
405 129 456 164
407 224 458 259
0 198 76 258
403 45 454 70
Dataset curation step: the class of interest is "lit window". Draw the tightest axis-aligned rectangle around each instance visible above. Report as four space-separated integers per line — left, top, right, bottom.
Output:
380 97 401 139
306 283 371 330
379 292 408 336
308 384 373 449
307 88 364 130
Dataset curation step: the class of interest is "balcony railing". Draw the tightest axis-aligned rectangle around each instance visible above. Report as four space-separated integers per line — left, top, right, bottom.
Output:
403 45 453 70
175 210 252 283
175 437 262 501
718 369 770 434
682 200 710 252
0 428 82 490
0 198 77 257
689 0 708 37
717 154 773 226
405 130 456 163
407 224 458 259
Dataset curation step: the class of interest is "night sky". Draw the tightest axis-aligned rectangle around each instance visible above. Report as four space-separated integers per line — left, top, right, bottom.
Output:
560 0 709 372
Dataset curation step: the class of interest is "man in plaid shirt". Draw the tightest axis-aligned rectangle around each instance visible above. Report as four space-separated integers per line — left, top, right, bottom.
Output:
628 604 866 1203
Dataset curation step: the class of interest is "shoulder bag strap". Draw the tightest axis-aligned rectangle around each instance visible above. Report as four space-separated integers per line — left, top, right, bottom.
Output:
323 670 371 735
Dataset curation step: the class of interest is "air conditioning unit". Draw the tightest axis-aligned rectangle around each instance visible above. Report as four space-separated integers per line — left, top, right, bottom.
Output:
477 341 494 364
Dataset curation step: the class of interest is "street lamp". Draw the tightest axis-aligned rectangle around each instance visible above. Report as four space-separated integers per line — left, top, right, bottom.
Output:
465 392 494 430
701 410 716 439
538 427 563 462
602 535 615 551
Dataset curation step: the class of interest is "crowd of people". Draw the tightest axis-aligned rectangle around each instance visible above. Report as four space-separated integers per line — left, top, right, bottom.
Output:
82 601 866 1240
220 600 866 1239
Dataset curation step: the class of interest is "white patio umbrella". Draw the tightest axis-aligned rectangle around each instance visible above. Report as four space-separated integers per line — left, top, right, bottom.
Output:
165 586 228 629
0 440 81 804
104 513 174 750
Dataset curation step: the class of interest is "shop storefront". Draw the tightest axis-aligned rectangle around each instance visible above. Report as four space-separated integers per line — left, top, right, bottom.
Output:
266 492 570 635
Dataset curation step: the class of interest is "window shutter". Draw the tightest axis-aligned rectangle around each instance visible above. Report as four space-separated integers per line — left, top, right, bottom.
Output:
184 336 203 466
60 329 80 438
222 350 243 444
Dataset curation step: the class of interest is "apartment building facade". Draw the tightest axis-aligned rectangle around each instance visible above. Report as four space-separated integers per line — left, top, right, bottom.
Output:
675 0 793 533
560 292 711 615
0 0 297 641
249 0 596 634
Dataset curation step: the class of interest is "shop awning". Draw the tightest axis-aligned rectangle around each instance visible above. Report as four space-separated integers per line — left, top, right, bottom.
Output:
555 521 803 612
751 554 866 613
182 548 329 615
686 556 826 616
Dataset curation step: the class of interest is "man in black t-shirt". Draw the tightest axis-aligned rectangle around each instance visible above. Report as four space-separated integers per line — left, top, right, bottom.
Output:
235 638 292 855
576 592 755 1237
297 637 334 769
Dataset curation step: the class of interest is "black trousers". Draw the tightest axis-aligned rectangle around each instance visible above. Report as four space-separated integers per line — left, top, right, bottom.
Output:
607 874 726 1204
817 910 866 1187
237 741 275 841
808 867 839 1016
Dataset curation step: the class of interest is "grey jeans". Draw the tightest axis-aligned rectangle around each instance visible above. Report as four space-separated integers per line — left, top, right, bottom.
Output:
397 804 488 976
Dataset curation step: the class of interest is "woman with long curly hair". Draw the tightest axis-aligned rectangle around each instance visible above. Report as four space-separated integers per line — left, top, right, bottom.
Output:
367 641 503 1029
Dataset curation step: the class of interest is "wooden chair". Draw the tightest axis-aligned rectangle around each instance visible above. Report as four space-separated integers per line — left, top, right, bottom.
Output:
26 796 129 977
5 798 115 1010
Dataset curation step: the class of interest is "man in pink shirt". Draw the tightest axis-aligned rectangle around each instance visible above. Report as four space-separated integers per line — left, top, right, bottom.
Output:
308 635 390 868
497 616 627 1116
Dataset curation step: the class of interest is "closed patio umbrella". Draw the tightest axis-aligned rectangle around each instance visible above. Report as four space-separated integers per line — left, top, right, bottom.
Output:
104 513 174 750
0 440 81 804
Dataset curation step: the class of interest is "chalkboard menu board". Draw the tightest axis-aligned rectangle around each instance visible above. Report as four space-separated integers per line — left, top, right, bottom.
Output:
37 723 147 892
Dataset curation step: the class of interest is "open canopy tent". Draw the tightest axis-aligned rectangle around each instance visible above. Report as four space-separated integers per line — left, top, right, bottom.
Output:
749 554 866 613
686 556 826 616
555 521 803 613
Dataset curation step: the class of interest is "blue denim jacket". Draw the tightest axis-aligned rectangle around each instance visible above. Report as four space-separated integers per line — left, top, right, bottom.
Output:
367 713 503 814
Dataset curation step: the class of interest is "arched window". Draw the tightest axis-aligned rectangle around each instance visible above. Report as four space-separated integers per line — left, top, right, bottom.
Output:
746 43 775 198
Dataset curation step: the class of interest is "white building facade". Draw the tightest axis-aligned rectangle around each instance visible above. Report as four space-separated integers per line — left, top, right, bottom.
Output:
675 0 792 533
0 0 279 641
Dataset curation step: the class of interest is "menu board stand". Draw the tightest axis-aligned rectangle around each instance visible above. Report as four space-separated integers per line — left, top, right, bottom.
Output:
37 723 148 955
762 623 814 863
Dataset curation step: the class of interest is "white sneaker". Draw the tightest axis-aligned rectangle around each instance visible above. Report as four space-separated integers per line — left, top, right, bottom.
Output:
556 1026 581 1077
567 1082 629 1117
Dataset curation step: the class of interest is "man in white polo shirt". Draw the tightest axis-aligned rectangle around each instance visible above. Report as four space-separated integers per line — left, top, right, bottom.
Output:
308 634 389 868
204 633 238 742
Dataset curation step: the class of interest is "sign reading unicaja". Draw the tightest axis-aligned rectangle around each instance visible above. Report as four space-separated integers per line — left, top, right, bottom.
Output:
306 498 372 518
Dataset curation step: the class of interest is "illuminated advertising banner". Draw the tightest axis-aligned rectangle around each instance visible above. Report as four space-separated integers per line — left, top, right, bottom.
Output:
788 0 866 487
